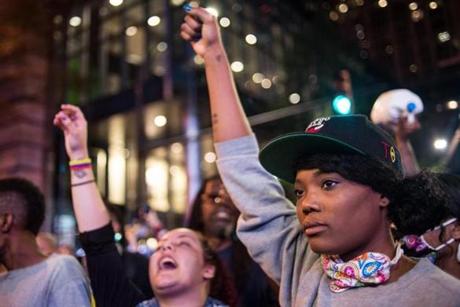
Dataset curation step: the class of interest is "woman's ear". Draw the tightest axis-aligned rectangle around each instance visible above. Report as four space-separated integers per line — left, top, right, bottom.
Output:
202 264 216 280
379 195 390 208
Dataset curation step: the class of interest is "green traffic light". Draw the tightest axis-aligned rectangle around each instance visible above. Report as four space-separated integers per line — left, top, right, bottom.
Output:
332 95 352 115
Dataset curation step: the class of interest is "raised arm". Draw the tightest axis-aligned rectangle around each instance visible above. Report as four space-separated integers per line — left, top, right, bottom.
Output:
394 116 421 177
54 104 110 232
180 7 251 142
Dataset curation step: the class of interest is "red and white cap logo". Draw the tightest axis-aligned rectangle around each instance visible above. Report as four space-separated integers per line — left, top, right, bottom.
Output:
305 117 330 134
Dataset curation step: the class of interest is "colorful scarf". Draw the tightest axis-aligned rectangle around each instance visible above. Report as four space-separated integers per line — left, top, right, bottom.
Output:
322 244 403 293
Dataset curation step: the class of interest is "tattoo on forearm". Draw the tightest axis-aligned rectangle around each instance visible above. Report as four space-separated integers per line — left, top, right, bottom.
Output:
74 169 88 179
212 113 218 125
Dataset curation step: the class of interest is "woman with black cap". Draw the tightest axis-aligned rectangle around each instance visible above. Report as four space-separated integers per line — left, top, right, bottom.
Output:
180 6 460 306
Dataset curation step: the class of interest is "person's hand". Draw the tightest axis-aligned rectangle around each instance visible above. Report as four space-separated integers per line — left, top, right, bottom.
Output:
180 7 222 58
53 104 89 160
394 115 421 141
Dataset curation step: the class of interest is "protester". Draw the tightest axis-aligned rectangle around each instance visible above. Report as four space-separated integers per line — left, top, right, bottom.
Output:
0 177 92 307
400 172 460 279
181 7 460 306
187 176 279 307
54 104 233 307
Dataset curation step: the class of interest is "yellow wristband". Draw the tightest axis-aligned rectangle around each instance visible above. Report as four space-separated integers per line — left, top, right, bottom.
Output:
69 158 92 166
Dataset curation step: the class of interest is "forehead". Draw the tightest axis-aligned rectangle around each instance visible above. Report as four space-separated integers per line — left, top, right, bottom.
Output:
160 228 201 242
205 178 223 188
204 179 223 192
295 168 325 180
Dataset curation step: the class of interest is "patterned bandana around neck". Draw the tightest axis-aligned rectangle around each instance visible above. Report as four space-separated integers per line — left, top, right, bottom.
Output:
321 243 404 293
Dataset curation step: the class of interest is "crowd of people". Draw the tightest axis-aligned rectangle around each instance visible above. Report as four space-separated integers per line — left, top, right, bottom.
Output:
1 5 460 307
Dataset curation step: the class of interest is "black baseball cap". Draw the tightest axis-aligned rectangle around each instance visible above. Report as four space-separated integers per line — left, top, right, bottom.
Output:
259 115 402 183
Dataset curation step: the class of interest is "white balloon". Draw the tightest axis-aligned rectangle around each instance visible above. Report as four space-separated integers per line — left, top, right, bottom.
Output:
370 89 424 126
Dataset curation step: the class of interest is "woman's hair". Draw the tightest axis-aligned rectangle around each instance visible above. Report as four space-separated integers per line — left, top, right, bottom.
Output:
187 175 221 232
437 173 460 218
293 154 451 237
388 172 457 237
195 231 238 307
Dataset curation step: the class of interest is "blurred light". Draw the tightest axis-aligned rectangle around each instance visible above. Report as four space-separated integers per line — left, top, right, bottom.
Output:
109 0 123 7
378 0 388 8
114 233 122 242
429 1 438 9
127 54 142 64
409 64 418 72
385 45 394 54
332 95 352 115
289 93 301 104
252 73 264 83
356 30 365 40
408 2 418 10
171 142 183 153
354 24 364 31
154 115 167 127
338 3 349 13
411 10 423 22
146 238 158 250
230 61 244 72
438 31 451 43
170 0 185 6
157 42 168 52
125 26 137 36
193 55 204 65
206 7 219 17
447 100 458 110
433 139 448 150
355 0 364 6
154 65 165 76
147 16 161 27
54 15 63 24
69 16 81 27
169 165 181 176
99 7 109 16
245 34 257 45
219 17 231 27
204 152 216 163
329 11 339 21
261 78 272 89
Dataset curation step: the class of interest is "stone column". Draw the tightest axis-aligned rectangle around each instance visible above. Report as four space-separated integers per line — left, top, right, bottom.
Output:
0 1 53 228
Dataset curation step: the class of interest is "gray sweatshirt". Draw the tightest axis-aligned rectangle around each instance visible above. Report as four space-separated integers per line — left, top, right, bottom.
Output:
215 134 460 307
0 253 92 307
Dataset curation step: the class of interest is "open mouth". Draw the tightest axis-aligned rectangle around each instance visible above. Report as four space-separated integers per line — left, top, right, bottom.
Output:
214 211 232 222
159 257 178 271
